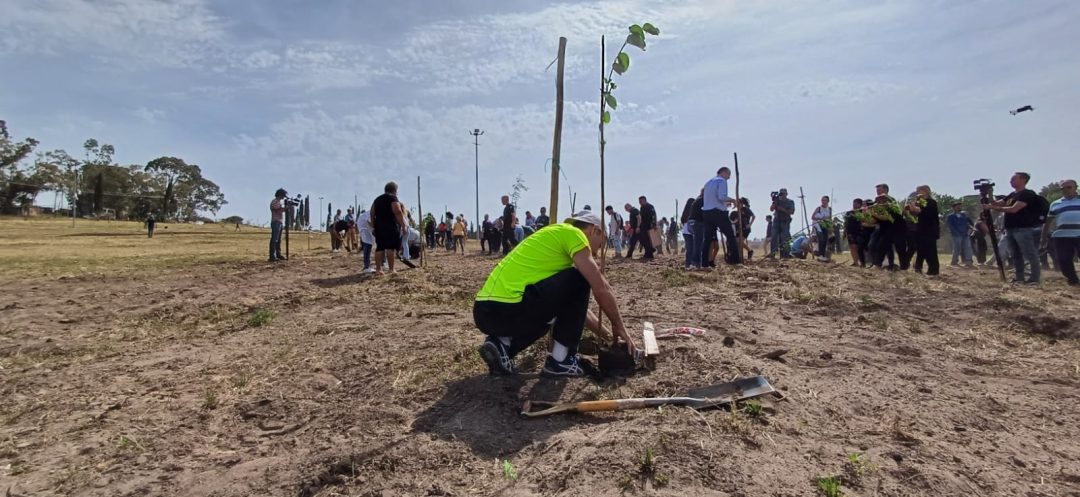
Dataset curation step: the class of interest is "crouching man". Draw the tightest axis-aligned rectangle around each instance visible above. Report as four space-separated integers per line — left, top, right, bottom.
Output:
474 210 636 377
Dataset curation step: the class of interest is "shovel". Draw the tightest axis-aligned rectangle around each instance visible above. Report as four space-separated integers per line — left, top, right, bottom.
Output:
520 375 775 418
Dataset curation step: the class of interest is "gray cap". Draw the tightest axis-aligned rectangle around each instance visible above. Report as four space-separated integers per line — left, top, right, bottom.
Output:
566 210 602 227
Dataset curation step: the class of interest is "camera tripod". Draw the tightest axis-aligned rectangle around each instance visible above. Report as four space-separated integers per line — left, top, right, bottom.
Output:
979 193 1007 282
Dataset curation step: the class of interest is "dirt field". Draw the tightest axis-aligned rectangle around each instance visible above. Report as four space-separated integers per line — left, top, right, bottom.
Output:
2 218 1078 497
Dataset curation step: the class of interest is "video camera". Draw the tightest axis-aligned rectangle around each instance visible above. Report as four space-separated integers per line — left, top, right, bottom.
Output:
284 194 303 207
973 179 995 204
770 191 780 203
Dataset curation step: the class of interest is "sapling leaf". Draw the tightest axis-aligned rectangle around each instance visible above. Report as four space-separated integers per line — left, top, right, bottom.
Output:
617 52 630 72
612 59 626 75
605 93 617 109
602 111 611 124
629 24 644 37
642 23 660 35
627 33 646 50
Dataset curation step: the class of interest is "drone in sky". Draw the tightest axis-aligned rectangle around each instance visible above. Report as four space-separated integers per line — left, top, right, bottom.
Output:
1009 105 1034 116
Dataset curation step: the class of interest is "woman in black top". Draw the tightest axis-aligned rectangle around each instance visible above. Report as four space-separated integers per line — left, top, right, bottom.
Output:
370 181 404 274
909 185 940 275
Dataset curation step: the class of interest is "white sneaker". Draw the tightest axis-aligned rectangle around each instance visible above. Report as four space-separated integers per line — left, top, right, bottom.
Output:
362 267 375 274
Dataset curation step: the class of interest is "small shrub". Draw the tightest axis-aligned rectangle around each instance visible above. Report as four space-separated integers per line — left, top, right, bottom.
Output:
248 308 273 328
202 388 219 410
502 459 517 480
815 475 843 497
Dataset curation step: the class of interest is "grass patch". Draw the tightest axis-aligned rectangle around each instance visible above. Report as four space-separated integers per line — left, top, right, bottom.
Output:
202 387 219 410
248 308 274 328
502 459 517 480
815 475 843 497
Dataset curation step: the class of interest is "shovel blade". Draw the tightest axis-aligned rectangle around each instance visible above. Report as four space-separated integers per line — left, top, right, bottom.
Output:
686 375 774 401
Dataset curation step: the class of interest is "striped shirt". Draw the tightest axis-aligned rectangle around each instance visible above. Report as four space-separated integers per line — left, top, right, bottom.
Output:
1049 196 1080 238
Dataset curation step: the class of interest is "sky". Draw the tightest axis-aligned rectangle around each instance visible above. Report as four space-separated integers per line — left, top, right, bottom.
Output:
3 0 1079 228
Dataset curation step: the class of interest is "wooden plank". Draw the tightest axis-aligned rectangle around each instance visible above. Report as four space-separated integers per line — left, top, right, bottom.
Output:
642 321 659 357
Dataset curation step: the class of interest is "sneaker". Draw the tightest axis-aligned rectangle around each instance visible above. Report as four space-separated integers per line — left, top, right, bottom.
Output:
478 339 515 375
362 267 375 274
541 354 589 378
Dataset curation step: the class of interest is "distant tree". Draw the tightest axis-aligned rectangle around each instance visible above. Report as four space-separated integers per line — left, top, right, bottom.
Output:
222 215 244 225
1039 181 1063 203
0 120 41 214
92 173 104 213
144 157 227 221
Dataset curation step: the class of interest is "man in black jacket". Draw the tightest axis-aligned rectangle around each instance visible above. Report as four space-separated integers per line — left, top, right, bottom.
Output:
500 195 515 255
635 196 657 261
909 185 940 276
623 203 641 258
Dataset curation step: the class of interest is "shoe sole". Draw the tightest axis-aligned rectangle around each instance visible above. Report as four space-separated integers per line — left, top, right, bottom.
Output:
479 342 514 375
540 368 586 378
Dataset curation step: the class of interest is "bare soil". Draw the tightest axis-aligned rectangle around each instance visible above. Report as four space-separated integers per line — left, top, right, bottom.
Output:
2 242 1079 497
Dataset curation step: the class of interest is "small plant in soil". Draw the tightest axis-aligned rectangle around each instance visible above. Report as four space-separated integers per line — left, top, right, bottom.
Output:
843 452 877 487
815 475 843 497
741 401 764 417
501 459 517 480
248 308 273 327
202 387 219 410
117 435 145 452
638 447 669 487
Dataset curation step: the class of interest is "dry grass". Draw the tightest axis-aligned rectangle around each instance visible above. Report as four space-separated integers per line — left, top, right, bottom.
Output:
0 216 328 279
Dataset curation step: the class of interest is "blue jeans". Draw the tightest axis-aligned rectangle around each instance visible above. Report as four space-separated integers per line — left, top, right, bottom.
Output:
771 218 792 257
815 225 829 257
1006 227 1040 282
692 220 706 266
950 233 973 265
269 221 283 260
609 232 624 256
362 242 372 269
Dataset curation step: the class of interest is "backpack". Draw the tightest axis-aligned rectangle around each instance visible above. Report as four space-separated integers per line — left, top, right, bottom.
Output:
1032 194 1050 224
613 213 624 232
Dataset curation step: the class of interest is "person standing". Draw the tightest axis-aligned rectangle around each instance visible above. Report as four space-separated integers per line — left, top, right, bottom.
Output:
844 199 866 267
453 215 467 253
763 215 774 258
700 167 739 265
908 185 940 276
146 213 156 239
473 210 636 377
604 205 625 257
1042 179 1080 286
730 198 755 261
946 202 975 267
972 218 989 265
811 195 833 262
425 214 436 249
500 196 515 255
269 189 286 262
358 209 375 273
624 203 641 258
868 184 898 270
636 196 658 261
986 172 1041 284
769 189 795 258
370 181 406 275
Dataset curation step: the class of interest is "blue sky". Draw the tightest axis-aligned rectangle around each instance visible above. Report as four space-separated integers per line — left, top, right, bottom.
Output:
3 0 1078 227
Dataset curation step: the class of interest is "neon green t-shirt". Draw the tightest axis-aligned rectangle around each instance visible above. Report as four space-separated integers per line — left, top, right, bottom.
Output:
475 223 590 303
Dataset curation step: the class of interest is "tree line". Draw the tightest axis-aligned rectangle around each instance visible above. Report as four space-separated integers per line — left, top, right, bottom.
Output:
0 119 226 222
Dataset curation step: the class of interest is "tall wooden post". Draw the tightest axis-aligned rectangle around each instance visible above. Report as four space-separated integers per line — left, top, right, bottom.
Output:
417 176 425 268
549 37 567 222
734 152 745 261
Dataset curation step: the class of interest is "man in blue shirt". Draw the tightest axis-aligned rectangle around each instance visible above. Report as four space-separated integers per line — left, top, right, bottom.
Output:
699 167 739 266
1042 179 1080 286
945 202 974 267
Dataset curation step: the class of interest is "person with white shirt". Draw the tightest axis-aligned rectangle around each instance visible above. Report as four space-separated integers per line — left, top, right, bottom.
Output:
1042 179 1080 285
811 195 833 262
699 167 739 266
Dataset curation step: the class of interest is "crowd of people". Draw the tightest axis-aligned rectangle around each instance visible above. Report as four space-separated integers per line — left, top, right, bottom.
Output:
268 171 1076 286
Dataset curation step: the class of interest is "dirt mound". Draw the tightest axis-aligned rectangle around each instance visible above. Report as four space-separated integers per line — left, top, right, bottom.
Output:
2 246 1079 496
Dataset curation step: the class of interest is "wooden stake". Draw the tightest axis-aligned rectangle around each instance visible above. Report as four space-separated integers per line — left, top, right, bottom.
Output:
597 35 607 340
799 186 811 236
417 175 425 268
734 152 745 262
549 37 567 223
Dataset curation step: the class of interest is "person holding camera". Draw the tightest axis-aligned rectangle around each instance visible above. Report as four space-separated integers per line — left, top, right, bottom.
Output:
269 188 287 262
985 172 1041 284
769 188 795 258
1042 179 1079 285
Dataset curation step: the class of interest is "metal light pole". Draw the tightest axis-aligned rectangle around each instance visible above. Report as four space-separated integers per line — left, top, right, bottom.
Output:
318 197 324 229
471 129 484 242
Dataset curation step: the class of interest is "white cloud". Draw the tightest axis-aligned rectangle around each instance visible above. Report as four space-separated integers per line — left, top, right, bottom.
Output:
132 106 166 124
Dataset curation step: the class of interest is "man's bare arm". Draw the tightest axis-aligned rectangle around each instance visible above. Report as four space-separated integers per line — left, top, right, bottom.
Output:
573 249 635 352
